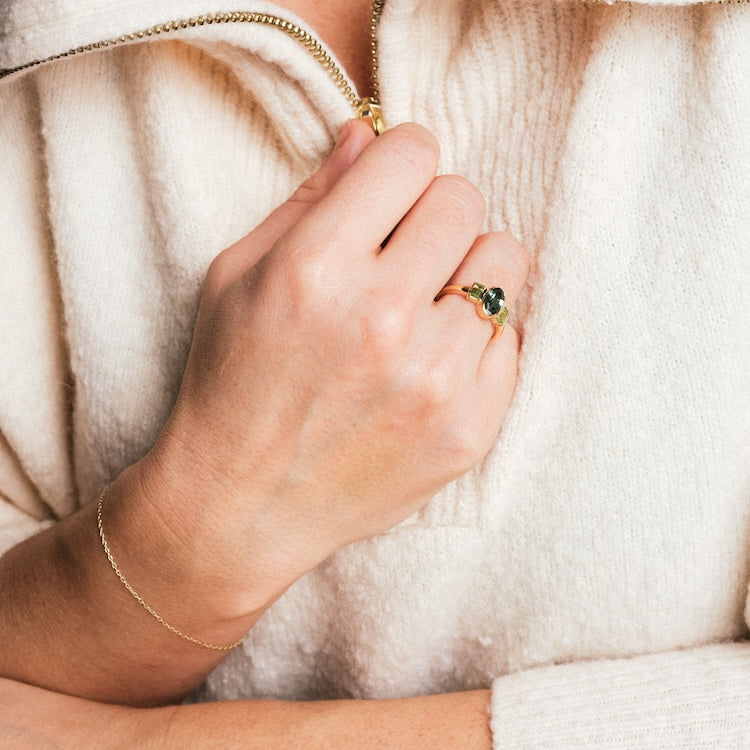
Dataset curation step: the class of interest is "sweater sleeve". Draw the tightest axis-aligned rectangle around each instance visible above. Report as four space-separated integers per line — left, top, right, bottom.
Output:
0 75 79 552
489 642 750 748
0 499 54 558
0 433 57 557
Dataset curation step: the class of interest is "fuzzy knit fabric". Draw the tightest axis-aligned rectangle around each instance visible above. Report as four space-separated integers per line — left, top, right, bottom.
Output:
1 0 749 746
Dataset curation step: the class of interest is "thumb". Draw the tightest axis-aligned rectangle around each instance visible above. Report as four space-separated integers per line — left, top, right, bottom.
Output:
283 118 377 216
212 119 376 289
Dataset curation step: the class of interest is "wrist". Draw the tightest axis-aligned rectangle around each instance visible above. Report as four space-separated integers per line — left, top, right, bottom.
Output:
96 463 258 640
123 430 327 629
60 465 254 670
0 678 147 750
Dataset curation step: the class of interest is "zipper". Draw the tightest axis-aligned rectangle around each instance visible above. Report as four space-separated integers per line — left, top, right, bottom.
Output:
364 0 386 134
0 5 388 133
3 0 745 126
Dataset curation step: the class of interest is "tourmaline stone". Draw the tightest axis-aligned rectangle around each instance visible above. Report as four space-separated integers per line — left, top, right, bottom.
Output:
467 283 486 301
482 287 505 316
496 306 510 327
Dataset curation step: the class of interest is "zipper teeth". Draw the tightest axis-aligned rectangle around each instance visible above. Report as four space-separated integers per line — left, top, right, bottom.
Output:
1 0 746 85
370 0 386 104
0 10 374 109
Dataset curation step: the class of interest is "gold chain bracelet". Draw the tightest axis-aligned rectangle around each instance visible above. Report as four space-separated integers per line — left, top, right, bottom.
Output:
96 485 244 652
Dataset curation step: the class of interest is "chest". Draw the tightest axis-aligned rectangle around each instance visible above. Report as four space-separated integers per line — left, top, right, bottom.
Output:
273 0 375 96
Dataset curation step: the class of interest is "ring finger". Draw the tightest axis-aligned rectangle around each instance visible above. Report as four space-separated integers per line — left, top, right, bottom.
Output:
434 231 529 350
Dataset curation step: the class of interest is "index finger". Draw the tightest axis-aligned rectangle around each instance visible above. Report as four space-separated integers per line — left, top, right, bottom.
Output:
283 122 441 261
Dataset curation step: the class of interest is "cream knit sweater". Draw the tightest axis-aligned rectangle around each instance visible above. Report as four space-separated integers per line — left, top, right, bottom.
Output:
1 0 749 746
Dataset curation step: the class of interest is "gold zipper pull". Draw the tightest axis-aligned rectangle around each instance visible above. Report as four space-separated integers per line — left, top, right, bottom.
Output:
356 97 386 135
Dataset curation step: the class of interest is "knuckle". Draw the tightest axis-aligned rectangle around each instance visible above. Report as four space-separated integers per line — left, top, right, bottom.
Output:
205 247 241 300
383 123 440 178
357 294 410 357
207 236 269 302
291 247 331 289
423 371 456 411
269 243 334 316
434 175 485 226
499 232 530 280
287 179 321 208
405 363 456 416
205 250 228 287
448 420 491 472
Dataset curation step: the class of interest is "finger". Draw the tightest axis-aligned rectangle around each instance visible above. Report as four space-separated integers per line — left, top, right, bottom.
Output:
264 118 378 243
434 232 529 349
207 119 377 295
443 232 529 306
285 122 440 262
378 175 486 300
474 322 521 438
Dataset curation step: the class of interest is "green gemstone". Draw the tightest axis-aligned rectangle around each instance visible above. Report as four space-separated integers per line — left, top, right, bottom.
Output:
482 287 505 316
467 283 486 301
495 306 510 327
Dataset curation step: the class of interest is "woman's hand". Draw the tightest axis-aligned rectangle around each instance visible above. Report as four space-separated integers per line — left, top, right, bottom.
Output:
137 119 529 619
0 120 526 706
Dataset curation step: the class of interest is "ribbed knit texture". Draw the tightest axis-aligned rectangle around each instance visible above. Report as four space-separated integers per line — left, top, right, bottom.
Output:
491 644 750 747
1 1 749 746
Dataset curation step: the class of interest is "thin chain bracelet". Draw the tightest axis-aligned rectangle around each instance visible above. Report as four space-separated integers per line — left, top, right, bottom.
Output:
96 485 244 652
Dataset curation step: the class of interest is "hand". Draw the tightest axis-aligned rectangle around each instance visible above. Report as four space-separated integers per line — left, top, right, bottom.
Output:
0 120 526 708
136 120 529 617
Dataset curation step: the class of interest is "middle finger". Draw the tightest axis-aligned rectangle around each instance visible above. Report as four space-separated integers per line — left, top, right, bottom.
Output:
377 174 486 300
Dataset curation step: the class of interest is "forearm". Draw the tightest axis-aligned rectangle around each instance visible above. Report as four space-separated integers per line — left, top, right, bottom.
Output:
0 463 270 706
0 678 492 750
152 691 493 750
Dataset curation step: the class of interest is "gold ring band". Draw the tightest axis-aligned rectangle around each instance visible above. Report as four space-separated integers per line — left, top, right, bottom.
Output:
436 282 510 336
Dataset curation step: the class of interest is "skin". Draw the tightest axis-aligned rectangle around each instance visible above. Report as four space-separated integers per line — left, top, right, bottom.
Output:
0 2 530 743
1 678 493 749
1 118 528 704
280 0 374 96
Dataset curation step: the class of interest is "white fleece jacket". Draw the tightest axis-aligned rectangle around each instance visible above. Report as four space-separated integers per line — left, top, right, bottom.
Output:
1 0 749 746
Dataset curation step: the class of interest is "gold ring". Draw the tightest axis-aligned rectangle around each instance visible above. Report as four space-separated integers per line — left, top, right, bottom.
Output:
436 282 510 336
